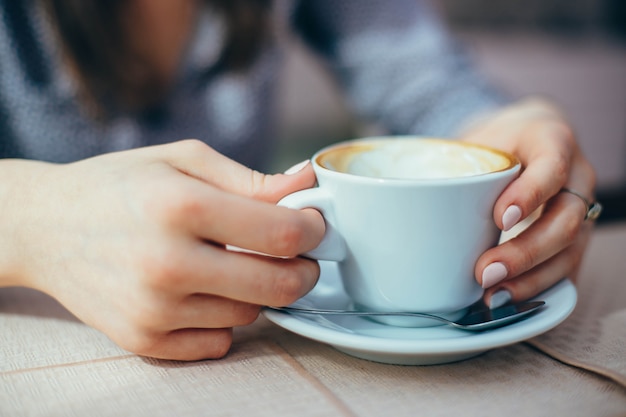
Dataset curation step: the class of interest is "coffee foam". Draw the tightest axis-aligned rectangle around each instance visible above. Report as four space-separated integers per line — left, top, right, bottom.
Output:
319 139 514 180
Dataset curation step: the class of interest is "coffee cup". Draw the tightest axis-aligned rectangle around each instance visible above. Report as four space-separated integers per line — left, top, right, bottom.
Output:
278 136 521 326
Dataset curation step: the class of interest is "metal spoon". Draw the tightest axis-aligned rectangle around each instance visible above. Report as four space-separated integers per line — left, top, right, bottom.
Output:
267 300 545 331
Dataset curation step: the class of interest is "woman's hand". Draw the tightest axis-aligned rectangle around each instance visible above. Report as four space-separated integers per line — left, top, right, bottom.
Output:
0 140 324 360
460 98 598 308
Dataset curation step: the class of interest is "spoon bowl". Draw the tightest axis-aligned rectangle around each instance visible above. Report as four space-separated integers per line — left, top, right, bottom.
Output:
266 300 545 331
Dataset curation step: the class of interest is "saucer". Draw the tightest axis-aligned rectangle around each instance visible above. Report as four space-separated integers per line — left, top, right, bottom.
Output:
263 261 577 365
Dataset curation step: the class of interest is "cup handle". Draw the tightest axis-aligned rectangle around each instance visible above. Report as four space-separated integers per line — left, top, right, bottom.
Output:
277 188 347 261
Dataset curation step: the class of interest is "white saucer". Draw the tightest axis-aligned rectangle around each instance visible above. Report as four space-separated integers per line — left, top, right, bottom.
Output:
263 261 577 365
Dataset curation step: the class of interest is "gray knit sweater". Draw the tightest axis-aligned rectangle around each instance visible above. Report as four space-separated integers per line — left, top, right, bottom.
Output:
0 0 505 170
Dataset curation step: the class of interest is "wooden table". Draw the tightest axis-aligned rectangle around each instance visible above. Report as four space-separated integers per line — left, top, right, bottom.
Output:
2 223 625 417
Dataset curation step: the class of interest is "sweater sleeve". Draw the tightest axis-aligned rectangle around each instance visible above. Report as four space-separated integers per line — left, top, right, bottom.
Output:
292 0 510 137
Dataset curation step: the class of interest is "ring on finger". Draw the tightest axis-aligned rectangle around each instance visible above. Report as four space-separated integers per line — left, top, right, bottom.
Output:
560 188 603 221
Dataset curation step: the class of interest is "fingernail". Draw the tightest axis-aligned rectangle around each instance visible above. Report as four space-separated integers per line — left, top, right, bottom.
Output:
284 160 310 175
482 262 508 288
489 289 512 309
502 205 522 231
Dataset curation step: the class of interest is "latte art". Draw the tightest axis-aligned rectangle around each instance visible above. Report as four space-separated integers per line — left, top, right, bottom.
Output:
319 139 514 180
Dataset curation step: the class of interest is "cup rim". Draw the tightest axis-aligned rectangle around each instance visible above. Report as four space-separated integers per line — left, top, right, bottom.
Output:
312 136 521 185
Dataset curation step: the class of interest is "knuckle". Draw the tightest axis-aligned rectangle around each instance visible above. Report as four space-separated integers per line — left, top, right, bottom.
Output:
271 272 304 306
233 303 261 326
155 193 204 228
268 215 306 256
512 275 541 300
267 267 308 306
527 186 545 211
550 119 575 145
117 328 234 361
142 185 208 232
248 169 269 200
204 330 233 359
140 249 186 292
513 237 539 274
122 292 171 333
177 138 210 155
117 330 163 357
551 153 569 186
561 213 582 243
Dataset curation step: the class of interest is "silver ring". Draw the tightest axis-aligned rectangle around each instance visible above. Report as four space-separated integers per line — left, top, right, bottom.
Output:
560 188 603 221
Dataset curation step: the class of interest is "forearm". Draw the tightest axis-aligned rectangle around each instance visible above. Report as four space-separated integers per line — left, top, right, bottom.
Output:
294 0 509 136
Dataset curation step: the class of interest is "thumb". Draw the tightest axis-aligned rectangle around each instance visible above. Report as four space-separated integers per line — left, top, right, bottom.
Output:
238 160 317 203
161 140 316 202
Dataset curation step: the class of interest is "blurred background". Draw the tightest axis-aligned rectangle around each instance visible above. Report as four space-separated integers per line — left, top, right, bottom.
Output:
271 0 626 223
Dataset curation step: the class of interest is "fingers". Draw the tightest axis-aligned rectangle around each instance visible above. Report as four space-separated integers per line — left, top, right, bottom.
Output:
483 219 593 307
462 98 585 231
477 190 589 290
154 294 263 330
134 236 319 317
156 328 234 361
492 119 575 231
118 327 235 361
186 184 325 257
477 143 596 293
156 139 318 203
146 140 325 257
112 245 320 361
162 242 321 306
126 260 313 335
110 245 320 361
153 177 325 257
468 101 599 305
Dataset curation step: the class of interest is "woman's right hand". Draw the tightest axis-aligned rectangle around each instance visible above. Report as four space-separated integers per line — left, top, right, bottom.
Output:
0 140 325 361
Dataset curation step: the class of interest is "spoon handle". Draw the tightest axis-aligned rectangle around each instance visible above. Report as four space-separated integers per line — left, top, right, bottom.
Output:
266 300 545 331
269 306 449 320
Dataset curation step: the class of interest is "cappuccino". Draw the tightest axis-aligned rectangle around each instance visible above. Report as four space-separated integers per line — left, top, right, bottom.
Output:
317 138 515 180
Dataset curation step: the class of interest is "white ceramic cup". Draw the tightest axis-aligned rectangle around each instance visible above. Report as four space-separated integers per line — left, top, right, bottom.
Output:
278 137 521 326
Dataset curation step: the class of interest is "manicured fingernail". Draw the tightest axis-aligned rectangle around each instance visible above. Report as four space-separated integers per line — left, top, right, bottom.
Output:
482 262 508 288
284 160 310 175
502 205 522 231
489 289 512 309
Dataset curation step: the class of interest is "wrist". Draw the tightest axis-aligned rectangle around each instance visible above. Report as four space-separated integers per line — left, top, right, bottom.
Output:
0 159 55 289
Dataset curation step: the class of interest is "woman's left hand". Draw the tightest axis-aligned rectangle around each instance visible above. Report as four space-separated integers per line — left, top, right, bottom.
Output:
460 97 599 308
